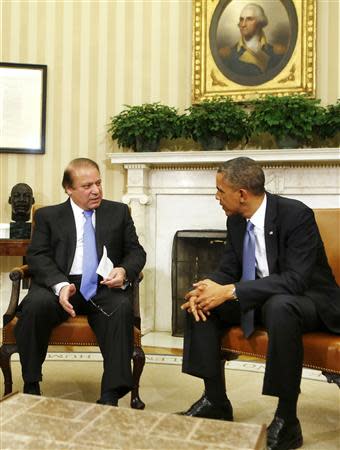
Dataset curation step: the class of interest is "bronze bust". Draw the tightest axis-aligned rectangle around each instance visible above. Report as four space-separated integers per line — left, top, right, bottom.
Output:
8 183 35 238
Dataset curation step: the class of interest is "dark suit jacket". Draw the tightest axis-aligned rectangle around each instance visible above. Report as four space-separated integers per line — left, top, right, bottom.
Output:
210 193 340 334
27 199 146 290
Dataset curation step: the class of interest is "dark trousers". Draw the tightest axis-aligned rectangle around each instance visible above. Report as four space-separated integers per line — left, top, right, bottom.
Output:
14 280 134 397
182 294 322 399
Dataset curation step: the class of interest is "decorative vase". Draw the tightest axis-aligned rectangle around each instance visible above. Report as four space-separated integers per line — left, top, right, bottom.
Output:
197 135 227 151
135 136 160 152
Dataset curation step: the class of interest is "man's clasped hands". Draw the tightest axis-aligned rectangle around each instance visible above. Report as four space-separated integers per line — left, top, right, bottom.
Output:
181 280 236 322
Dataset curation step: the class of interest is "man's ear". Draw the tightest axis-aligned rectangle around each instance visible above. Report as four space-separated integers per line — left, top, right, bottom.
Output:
8 196 12 205
239 188 248 203
32 197 35 205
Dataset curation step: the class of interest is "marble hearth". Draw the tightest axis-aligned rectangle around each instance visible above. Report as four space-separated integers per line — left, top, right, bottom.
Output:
108 148 340 334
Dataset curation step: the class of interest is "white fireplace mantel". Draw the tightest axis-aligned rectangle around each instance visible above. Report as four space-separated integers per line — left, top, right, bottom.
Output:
108 147 339 166
107 148 340 334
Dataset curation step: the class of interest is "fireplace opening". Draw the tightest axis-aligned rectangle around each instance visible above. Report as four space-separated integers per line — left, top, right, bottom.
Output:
171 230 227 336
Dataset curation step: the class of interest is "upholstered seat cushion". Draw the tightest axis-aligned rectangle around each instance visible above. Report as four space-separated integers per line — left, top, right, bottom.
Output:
4 316 141 347
221 326 340 374
4 316 97 346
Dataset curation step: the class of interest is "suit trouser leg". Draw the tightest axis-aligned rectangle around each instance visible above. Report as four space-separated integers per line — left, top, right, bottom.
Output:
261 294 321 399
182 301 241 379
87 287 134 397
14 286 68 383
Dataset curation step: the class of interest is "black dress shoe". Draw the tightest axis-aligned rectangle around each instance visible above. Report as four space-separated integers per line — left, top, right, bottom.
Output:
179 394 233 421
23 382 41 396
96 390 119 406
267 416 303 450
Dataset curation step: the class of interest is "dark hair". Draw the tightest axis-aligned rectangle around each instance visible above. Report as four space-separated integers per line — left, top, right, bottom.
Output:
217 157 265 195
62 158 100 190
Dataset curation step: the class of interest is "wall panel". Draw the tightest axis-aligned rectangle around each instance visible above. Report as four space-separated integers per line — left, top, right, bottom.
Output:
0 0 339 308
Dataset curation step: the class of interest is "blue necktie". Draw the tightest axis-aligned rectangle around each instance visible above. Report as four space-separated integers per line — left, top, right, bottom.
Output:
241 220 255 338
80 210 98 301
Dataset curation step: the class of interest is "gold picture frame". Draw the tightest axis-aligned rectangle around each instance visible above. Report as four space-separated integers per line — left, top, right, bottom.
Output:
192 0 316 102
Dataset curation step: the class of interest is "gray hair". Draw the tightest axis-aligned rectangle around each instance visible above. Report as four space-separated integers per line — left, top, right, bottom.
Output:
240 3 268 28
217 157 265 196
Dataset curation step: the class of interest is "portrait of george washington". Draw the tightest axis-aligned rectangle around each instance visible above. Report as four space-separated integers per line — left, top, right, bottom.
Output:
209 0 298 86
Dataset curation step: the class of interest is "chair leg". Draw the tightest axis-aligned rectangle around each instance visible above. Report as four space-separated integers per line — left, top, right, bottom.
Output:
221 349 240 362
0 343 18 396
130 345 146 410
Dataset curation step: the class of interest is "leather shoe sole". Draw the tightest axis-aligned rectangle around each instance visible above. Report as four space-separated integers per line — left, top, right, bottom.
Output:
178 394 233 421
96 399 118 406
267 416 303 450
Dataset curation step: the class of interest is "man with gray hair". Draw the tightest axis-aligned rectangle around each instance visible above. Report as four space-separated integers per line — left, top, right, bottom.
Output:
15 158 146 406
180 157 340 450
219 3 285 76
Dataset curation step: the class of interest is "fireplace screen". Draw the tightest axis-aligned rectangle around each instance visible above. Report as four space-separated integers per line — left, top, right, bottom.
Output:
171 230 227 336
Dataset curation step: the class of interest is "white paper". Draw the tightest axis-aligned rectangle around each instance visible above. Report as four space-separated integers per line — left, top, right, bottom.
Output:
96 246 114 278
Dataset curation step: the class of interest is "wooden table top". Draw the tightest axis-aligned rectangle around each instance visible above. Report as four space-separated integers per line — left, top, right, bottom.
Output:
0 239 30 256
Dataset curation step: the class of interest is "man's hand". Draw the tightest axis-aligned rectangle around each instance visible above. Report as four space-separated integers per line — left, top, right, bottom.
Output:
181 279 235 321
59 284 77 317
181 292 210 322
100 267 127 288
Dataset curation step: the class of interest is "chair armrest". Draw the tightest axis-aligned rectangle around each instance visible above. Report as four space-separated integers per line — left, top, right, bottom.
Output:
3 265 30 326
9 264 30 281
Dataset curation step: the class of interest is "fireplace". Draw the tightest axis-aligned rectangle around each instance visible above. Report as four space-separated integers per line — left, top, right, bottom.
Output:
171 230 227 336
108 148 340 334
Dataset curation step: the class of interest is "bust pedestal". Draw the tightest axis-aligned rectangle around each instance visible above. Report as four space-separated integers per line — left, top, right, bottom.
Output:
9 222 31 239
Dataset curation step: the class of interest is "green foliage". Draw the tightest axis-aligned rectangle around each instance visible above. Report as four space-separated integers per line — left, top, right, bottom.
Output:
108 97 338 151
181 97 250 144
316 100 340 140
108 103 181 150
249 95 324 145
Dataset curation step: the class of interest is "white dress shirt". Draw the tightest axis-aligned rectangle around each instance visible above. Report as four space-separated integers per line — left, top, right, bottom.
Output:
52 199 96 296
249 194 269 279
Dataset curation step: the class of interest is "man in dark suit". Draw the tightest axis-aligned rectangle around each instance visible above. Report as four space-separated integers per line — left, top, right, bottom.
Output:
181 157 340 450
15 158 146 406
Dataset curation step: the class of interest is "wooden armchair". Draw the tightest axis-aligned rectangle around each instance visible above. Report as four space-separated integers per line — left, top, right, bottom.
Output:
0 265 146 409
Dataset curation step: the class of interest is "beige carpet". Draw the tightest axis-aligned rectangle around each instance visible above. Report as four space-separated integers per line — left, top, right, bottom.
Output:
2 356 339 450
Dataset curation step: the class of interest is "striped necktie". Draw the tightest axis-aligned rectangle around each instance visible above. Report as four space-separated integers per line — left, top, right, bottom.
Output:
241 220 256 338
80 210 98 301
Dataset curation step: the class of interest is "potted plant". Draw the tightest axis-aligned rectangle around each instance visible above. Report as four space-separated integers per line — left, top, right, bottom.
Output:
181 97 250 150
108 103 181 152
249 95 324 148
315 100 340 147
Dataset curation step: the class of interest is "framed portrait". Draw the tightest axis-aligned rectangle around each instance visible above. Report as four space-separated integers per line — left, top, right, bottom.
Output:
192 0 316 102
0 63 47 154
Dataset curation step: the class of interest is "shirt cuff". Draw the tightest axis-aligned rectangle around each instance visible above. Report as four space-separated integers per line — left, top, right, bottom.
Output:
52 282 70 297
